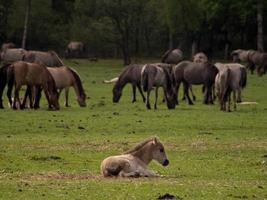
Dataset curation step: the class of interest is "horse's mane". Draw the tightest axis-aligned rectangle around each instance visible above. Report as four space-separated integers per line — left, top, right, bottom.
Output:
123 136 158 154
67 67 86 98
161 49 173 63
48 50 64 66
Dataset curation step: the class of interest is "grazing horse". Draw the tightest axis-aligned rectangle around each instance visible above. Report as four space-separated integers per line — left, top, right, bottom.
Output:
162 48 183 64
65 41 85 58
23 50 64 67
47 66 86 107
0 64 12 108
215 63 247 111
231 49 267 75
6 61 59 110
0 48 27 63
112 64 146 103
101 137 169 177
172 61 218 105
141 64 176 109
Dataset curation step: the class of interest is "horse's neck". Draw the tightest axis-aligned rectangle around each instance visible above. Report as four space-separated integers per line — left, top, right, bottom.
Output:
115 76 127 90
131 144 152 165
73 82 82 98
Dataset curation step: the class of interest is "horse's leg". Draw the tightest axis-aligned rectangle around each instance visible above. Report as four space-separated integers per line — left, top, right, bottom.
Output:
13 85 21 110
182 83 186 101
189 85 196 101
136 83 146 103
21 86 30 109
184 82 193 105
203 85 211 104
174 82 181 105
132 84 136 103
65 88 70 107
33 86 42 109
233 91 237 111
146 90 151 110
154 87 158 110
227 92 231 112
237 88 242 103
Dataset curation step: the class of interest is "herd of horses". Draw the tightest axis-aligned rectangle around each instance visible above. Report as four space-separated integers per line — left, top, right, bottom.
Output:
107 48 267 112
0 42 266 112
0 44 86 110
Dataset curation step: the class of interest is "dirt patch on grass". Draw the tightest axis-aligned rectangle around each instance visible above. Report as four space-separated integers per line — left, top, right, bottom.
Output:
22 172 101 181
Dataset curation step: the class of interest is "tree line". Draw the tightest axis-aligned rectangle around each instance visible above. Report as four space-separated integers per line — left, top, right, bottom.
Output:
0 0 266 65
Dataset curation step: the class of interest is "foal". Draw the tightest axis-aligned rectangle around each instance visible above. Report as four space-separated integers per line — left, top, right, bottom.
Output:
101 137 169 177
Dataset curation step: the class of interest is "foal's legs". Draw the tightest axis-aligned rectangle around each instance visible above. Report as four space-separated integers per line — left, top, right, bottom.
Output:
136 83 146 103
237 89 242 103
33 86 42 109
132 84 137 103
233 91 237 111
174 82 181 105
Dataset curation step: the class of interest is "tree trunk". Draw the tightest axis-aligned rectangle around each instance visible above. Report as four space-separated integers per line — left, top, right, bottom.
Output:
168 30 173 49
191 40 197 58
257 0 264 52
22 0 31 49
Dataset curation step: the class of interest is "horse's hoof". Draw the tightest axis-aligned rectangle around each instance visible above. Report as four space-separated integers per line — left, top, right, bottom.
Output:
146 105 151 110
193 96 196 101
189 102 194 105
132 99 136 103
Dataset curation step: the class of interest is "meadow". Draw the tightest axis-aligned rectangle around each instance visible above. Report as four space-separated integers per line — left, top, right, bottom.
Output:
0 59 266 200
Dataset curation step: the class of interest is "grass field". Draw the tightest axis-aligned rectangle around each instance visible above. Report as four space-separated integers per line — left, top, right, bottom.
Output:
0 59 266 200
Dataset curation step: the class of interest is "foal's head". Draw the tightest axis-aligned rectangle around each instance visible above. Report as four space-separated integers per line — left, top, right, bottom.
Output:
47 72 60 110
150 137 169 166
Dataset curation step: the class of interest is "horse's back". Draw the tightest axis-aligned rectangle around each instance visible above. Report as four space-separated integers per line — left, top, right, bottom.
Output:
47 66 74 88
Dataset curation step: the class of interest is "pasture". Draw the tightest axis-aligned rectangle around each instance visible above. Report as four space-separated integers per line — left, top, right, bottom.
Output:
0 59 267 199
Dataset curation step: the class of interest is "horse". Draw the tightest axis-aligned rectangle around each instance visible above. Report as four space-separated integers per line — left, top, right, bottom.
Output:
6 61 59 110
65 41 85 58
172 61 218 105
215 67 231 111
141 64 176 109
1 42 16 52
0 63 12 108
193 52 208 64
23 50 64 67
162 48 183 64
47 66 86 107
231 49 267 75
112 64 146 103
215 63 247 111
0 48 27 63
101 137 169 177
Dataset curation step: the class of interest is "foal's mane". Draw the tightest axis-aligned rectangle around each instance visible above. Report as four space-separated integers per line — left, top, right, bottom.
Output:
124 137 158 154
67 67 86 97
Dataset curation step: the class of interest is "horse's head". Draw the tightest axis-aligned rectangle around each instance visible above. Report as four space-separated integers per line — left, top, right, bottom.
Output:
151 137 169 167
77 93 87 107
112 84 122 103
47 73 60 110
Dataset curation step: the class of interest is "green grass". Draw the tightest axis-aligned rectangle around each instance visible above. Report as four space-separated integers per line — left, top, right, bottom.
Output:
0 59 267 200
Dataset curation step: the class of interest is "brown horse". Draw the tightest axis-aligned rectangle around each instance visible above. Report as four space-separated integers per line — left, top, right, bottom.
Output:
193 52 208 64
6 61 59 110
231 49 267 75
162 48 183 64
47 66 86 107
112 64 146 103
101 137 169 177
141 64 176 109
1 42 16 52
23 50 64 67
172 61 218 105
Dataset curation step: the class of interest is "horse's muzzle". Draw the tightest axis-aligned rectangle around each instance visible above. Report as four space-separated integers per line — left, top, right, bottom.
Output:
163 159 169 166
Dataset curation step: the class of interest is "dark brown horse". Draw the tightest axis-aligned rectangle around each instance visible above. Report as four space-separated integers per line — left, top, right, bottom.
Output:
141 64 176 109
65 41 85 58
0 48 27 63
6 61 59 110
231 49 267 75
112 64 146 103
172 61 218 105
162 48 183 64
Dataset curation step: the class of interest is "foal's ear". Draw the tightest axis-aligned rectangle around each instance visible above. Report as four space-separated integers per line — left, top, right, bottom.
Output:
152 137 158 145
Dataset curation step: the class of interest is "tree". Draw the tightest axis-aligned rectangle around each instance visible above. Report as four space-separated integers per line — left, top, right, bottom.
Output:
21 0 31 49
257 0 264 51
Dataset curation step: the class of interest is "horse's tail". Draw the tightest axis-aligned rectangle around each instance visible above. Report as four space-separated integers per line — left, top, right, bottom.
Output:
142 66 149 92
240 67 247 89
67 67 86 97
103 77 119 84
223 68 231 102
